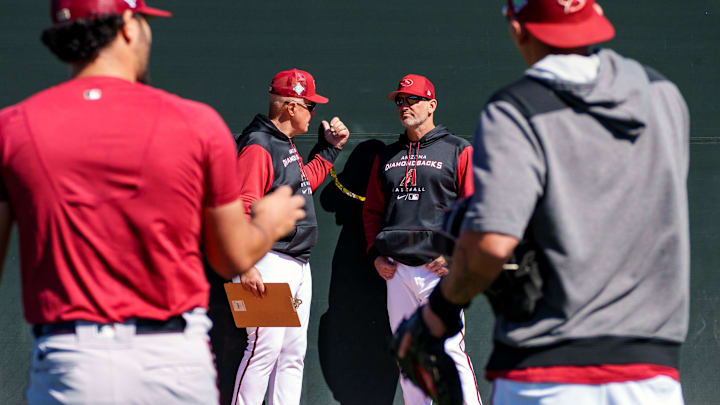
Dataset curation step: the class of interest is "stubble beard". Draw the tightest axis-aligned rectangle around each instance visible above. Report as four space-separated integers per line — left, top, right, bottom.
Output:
401 113 427 130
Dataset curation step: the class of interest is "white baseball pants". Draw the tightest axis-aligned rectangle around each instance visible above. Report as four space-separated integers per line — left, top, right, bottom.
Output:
231 251 312 405
491 375 684 405
387 262 483 405
26 308 219 405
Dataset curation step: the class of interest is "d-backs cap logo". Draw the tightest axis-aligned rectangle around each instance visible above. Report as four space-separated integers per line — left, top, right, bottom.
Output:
293 83 305 96
124 0 138 7
400 78 414 87
557 0 586 14
292 72 308 96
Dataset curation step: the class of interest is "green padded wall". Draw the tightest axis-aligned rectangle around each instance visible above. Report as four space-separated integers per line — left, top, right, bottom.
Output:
1 1 719 404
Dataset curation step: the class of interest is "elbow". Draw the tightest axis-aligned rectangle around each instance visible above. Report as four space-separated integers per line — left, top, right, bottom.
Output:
206 255 234 280
459 231 518 261
208 256 254 280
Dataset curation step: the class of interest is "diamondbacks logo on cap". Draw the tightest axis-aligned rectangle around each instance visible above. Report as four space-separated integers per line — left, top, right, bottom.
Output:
400 79 414 87
124 0 138 8
557 0 586 14
293 83 305 96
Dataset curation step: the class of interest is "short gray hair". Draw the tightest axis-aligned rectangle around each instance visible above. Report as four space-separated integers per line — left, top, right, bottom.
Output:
269 94 305 118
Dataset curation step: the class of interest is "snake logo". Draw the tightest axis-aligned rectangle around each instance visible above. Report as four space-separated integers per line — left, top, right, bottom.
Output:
557 0 586 14
400 169 417 187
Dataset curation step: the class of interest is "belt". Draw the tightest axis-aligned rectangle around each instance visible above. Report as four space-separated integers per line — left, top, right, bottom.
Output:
32 316 187 338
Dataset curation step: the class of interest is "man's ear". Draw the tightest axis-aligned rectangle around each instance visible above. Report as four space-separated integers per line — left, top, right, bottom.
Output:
285 101 296 117
119 9 136 43
428 99 438 115
508 18 528 45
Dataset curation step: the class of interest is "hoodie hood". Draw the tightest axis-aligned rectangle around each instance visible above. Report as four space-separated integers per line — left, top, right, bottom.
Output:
399 124 451 147
236 114 289 143
526 49 650 138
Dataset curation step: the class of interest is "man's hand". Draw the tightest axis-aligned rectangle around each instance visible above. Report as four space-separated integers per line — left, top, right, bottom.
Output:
426 256 449 276
322 117 350 149
374 256 397 280
252 186 306 240
240 266 266 298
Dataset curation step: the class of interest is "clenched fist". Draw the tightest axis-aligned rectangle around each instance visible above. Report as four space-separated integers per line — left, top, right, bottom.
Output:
322 117 350 149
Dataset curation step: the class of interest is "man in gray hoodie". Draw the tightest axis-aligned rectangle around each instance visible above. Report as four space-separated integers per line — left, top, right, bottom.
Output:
394 0 690 404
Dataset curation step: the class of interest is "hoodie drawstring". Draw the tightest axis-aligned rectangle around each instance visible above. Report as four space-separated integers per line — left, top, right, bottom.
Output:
403 141 420 187
288 138 308 183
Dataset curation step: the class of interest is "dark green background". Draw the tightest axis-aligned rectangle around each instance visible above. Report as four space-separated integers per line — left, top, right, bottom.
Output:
1 1 718 404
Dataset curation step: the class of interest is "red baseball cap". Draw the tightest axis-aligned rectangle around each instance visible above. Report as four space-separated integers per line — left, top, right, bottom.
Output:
51 0 172 24
504 0 615 48
269 69 329 104
387 74 435 101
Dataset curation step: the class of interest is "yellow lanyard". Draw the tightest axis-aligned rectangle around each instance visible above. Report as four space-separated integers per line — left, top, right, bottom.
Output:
329 168 366 202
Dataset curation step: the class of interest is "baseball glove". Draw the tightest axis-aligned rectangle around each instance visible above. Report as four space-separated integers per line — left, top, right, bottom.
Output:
390 309 463 405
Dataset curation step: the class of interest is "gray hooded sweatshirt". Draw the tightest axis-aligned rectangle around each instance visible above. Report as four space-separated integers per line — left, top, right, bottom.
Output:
464 49 690 371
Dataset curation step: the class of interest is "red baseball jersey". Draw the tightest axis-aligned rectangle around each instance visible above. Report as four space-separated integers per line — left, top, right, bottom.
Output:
0 76 240 324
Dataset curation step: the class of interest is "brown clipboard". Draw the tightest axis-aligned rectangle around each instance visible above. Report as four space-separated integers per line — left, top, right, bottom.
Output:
223 282 301 327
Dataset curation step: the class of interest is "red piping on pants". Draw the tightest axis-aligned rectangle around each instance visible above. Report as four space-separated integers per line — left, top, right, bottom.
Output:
459 329 483 405
234 327 260 405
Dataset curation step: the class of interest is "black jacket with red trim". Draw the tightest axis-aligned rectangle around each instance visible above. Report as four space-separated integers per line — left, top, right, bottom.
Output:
235 114 340 263
363 125 473 266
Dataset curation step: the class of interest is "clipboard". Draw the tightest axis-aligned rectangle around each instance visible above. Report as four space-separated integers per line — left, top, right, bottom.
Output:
224 282 301 328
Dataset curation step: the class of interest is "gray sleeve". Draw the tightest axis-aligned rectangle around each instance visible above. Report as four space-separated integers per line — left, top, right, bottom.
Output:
461 100 546 239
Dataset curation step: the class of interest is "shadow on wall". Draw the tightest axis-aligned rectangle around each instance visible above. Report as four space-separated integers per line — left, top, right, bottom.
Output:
206 264 247 405
317 139 400 405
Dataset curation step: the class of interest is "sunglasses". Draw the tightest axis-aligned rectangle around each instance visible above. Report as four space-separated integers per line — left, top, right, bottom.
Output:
394 95 430 107
285 100 317 113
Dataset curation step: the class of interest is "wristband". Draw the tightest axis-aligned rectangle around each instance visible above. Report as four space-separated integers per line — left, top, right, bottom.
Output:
428 286 469 337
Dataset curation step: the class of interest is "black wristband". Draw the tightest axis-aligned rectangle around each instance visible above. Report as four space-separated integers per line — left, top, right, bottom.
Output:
428 285 469 337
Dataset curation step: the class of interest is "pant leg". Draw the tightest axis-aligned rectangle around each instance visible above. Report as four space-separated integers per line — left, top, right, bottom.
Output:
231 326 285 405
606 375 684 405
267 261 312 405
492 376 685 405
387 263 432 405
137 309 219 405
443 312 482 405
231 252 300 405
27 309 218 405
415 267 482 405
27 333 115 405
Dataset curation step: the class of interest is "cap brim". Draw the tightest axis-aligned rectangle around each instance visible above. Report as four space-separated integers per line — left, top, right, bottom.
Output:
137 6 173 18
305 94 329 104
525 14 615 48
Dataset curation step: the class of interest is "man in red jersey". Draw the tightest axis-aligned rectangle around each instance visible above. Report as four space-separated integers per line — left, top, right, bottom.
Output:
0 1 305 404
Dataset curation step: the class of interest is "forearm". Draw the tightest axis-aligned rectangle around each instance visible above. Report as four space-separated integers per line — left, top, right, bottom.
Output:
439 231 518 305
304 154 335 191
204 200 274 279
